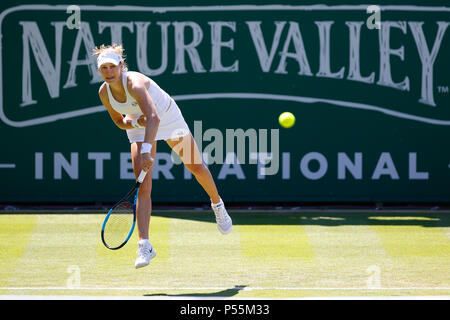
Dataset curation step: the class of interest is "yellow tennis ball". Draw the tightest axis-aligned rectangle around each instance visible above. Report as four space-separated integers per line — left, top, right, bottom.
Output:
279 112 296 128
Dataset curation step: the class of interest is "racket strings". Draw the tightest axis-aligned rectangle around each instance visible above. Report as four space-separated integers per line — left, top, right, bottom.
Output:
103 201 134 248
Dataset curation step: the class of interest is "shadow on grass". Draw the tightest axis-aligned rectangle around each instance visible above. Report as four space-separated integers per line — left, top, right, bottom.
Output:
152 210 450 227
144 285 247 298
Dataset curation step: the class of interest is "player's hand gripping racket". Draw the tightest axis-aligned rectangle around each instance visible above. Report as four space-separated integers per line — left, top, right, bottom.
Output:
101 170 147 250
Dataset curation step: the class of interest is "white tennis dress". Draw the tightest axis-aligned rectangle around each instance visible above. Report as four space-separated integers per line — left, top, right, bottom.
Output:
106 72 190 143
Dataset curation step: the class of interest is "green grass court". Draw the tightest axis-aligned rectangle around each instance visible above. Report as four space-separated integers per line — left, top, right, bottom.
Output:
0 210 449 298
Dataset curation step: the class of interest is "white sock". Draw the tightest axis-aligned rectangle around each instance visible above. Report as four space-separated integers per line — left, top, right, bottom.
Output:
138 239 151 246
211 198 223 207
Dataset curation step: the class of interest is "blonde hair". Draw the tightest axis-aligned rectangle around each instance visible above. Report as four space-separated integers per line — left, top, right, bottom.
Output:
92 43 128 71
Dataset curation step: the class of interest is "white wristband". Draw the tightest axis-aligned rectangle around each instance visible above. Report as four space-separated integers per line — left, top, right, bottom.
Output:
131 118 143 129
141 143 152 154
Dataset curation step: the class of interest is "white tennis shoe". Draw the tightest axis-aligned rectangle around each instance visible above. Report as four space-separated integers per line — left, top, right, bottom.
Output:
212 199 232 234
135 239 156 269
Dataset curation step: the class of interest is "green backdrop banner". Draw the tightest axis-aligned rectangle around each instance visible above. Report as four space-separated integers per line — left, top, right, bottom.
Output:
1 1 449 203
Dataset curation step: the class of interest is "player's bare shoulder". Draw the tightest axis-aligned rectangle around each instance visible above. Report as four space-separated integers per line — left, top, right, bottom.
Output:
98 82 108 99
127 71 150 91
98 82 114 109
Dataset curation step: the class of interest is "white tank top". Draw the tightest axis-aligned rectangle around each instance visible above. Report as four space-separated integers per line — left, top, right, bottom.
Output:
106 72 171 120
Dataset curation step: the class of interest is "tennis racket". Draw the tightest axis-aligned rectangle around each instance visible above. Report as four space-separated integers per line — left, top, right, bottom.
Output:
101 170 147 250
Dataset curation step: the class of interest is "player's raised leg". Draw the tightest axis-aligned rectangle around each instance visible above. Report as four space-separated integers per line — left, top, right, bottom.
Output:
131 141 157 268
166 133 232 234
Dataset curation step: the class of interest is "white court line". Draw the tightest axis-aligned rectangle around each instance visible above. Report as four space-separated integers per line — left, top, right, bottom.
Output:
1 295 449 300
1 286 450 291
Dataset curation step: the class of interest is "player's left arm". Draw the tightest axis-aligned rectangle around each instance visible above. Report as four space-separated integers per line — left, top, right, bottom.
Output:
127 76 160 144
127 75 160 171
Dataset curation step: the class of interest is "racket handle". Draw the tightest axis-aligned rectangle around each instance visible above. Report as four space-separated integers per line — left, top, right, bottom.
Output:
137 170 147 183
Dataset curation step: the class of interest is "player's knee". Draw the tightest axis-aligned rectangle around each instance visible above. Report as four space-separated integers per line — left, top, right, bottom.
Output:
138 181 152 196
137 171 153 194
185 163 208 177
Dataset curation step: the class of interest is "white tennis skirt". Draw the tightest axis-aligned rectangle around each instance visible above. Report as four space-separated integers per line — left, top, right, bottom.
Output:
125 99 190 143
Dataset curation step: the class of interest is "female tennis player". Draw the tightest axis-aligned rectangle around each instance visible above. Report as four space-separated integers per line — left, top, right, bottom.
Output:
94 44 232 268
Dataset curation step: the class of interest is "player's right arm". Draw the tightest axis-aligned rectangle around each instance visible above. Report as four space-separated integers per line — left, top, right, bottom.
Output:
98 83 145 130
